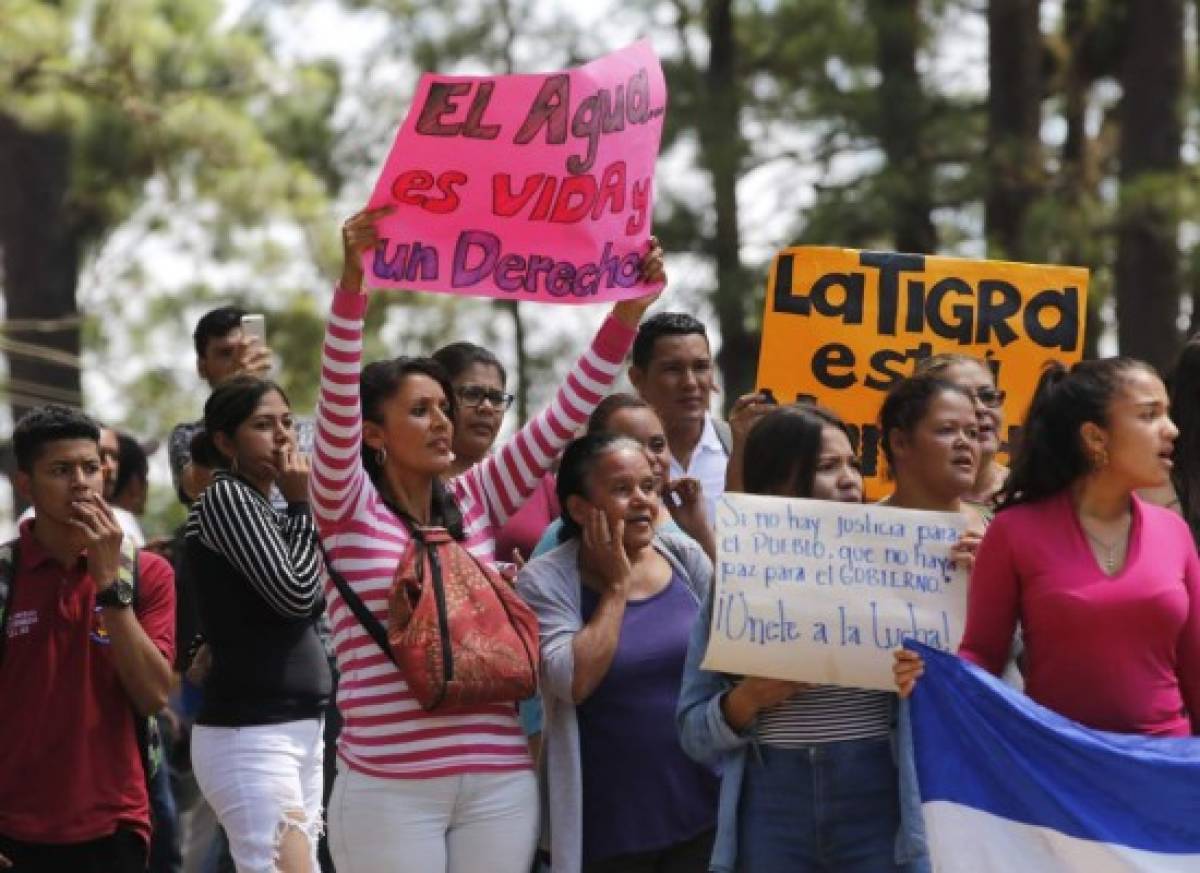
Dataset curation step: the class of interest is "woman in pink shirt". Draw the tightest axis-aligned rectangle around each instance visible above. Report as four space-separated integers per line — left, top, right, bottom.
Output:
896 357 1200 737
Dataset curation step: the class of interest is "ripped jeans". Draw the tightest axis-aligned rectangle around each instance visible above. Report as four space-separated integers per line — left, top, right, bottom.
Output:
192 718 324 873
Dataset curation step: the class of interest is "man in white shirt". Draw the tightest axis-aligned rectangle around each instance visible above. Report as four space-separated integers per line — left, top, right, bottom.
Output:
629 312 731 524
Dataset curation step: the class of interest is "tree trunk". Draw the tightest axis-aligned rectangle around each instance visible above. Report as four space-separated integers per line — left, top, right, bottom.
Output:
1061 0 1102 359
1114 0 1183 373
0 114 83 511
986 0 1042 260
494 0 531 425
871 0 937 254
502 300 530 425
699 0 756 405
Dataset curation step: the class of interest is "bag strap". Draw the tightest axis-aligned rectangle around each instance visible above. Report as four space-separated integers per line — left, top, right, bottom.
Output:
119 537 139 603
423 543 452 709
318 541 400 671
0 539 19 665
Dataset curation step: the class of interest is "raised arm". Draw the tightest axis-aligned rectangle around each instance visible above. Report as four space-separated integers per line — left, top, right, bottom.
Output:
463 249 665 528
310 208 391 530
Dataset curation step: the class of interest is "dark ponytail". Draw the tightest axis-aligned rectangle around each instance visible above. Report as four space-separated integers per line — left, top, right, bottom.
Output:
997 357 1154 512
359 355 464 539
1170 338 1200 544
192 376 287 470
555 432 643 544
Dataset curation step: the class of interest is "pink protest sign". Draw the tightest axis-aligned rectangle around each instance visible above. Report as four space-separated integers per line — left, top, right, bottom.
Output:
364 40 667 304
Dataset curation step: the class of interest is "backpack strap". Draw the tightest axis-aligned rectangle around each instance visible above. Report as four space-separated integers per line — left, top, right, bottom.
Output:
712 417 733 456
114 539 163 782
0 539 19 665
118 537 139 603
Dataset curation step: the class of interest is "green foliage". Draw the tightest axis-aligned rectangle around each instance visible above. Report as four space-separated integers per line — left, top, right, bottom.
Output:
1 0 336 244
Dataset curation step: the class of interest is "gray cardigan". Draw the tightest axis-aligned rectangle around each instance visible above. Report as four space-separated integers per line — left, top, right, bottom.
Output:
516 531 713 873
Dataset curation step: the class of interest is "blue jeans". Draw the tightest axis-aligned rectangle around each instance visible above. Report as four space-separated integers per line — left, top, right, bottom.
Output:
737 737 905 873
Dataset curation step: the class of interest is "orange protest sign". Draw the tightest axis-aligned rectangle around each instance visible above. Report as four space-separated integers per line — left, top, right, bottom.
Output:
756 248 1088 497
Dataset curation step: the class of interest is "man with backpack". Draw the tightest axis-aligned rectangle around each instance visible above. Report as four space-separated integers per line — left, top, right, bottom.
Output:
0 405 175 872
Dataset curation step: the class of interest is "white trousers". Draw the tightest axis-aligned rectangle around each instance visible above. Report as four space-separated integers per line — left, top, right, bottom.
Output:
191 718 324 873
328 766 539 873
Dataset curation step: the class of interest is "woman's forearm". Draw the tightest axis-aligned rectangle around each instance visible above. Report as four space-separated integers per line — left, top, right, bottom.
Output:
569 588 628 703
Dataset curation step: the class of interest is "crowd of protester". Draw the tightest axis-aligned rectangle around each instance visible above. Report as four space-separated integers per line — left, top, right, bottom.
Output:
0 204 1196 873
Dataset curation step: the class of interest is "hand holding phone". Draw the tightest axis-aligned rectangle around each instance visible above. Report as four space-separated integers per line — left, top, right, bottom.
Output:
237 314 271 377
240 314 266 343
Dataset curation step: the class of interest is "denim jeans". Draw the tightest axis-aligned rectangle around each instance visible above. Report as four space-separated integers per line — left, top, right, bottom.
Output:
736 736 906 873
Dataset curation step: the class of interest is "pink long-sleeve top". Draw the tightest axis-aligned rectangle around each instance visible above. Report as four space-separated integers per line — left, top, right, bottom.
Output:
312 286 635 778
959 490 1200 737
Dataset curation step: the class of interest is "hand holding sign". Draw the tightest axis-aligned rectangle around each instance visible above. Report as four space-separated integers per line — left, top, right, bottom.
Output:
893 648 925 698
721 676 810 732
340 206 396 293
611 236 665 327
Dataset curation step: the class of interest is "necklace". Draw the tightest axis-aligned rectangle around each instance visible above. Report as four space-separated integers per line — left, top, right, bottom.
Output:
1080 522 1128 574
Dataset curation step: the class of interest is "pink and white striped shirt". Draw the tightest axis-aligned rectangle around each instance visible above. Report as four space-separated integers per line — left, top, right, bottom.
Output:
312 287 634 778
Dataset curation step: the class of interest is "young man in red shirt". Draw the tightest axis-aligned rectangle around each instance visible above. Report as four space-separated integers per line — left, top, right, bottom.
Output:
0 405 175 872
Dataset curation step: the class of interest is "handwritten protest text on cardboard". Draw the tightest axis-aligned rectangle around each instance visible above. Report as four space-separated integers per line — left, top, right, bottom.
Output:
364 41 666 304
701 493 968 691
756 248 1088 497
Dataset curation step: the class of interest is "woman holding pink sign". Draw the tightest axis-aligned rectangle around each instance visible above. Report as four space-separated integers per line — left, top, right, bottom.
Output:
311 206 663 873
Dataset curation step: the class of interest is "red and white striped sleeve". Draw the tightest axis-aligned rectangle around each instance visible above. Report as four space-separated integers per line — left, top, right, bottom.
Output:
310 286 371 533
460 313 635 528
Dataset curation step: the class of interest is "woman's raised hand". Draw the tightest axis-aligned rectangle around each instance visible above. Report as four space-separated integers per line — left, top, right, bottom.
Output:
729 391 774 446
339 205 394 293
612 236 665 328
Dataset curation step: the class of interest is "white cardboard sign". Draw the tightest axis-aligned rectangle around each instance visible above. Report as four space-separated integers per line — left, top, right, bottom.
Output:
701 493 969 691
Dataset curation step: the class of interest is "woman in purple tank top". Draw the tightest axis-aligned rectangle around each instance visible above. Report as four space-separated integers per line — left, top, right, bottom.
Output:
518 433 718 873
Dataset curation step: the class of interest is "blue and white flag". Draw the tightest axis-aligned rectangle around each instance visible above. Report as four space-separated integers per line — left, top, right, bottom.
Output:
905 641 1200 872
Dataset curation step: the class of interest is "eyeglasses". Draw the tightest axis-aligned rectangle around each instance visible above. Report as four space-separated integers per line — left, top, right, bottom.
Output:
456 385 515 410
969 387 1006 409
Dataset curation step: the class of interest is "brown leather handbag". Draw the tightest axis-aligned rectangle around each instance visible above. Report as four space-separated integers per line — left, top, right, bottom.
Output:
325 523 539 711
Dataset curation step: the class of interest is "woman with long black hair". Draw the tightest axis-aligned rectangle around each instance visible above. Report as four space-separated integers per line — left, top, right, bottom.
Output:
186 376 330 873
896 358 1200 738
312 208 662 873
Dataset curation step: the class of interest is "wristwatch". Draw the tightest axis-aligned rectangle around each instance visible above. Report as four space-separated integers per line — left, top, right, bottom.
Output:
96 578 134 609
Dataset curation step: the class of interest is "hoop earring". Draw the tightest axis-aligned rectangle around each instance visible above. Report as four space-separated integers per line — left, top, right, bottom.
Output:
376 446 387 467
1092 448 1109 470
230 455 240 475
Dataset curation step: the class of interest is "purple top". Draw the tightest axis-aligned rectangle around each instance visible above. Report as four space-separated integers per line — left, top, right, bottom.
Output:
577 572 719 864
